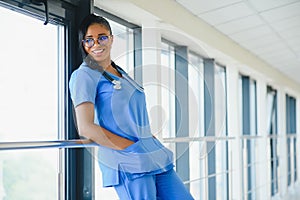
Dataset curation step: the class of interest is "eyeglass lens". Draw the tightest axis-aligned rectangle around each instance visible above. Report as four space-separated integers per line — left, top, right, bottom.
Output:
83 35 110 48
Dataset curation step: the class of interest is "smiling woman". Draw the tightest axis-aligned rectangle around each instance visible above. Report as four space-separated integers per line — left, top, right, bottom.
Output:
70 13 194 200
0 5 61 199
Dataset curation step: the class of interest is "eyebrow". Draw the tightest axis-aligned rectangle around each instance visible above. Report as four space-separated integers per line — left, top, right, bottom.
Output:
85 33 108 38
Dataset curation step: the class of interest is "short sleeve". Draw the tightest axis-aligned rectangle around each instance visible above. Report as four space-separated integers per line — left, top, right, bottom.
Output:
69 66 100 107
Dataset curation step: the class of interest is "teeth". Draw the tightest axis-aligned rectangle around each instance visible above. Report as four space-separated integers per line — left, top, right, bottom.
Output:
93 49 104 54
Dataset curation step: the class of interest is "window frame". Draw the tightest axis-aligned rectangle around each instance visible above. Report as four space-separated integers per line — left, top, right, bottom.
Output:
0 1 71 199
0 1 94 200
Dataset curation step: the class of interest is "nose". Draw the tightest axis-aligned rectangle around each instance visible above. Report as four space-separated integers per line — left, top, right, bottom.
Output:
94 38 101 46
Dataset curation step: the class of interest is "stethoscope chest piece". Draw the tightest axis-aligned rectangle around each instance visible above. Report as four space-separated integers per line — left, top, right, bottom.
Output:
112 80 122 90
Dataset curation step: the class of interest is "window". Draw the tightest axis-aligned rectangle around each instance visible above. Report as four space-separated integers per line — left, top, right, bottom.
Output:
267 86 279 196
188 53 204 138
286 94 297 186
160 40 176 168
161 41 176 140
188 56 229 199
239 75 257 200
0 5 63 199
215 64 228 200
109 20 134 76
188 53 205 199
187 58 229 200
159 40 177 181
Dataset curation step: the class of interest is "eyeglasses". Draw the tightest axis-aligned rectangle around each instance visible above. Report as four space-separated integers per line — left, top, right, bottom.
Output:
82 35 112 48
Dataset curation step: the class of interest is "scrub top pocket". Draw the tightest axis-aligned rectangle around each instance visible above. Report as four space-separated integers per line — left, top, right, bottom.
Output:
121 140 141 152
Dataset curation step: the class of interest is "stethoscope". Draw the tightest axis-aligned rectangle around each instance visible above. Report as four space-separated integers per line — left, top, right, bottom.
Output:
84 55 144 92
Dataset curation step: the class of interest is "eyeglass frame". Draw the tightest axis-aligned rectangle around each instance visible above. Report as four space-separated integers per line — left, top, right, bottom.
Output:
82 35 112 48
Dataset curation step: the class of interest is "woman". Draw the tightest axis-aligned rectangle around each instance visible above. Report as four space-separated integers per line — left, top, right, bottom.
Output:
69 13 194 200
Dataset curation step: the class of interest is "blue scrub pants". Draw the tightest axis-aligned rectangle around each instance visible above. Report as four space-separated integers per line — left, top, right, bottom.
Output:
114 169 194 200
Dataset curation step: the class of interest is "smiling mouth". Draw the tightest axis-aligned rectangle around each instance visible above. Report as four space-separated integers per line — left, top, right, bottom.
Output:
92 49 104 55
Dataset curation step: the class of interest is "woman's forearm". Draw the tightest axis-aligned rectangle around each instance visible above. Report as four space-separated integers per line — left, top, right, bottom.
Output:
75 102 134 150
79 123 134 150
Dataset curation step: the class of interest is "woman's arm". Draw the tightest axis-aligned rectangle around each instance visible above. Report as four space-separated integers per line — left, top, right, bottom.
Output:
75 102 134 150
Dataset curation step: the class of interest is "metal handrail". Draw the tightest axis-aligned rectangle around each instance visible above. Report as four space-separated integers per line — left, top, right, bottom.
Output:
163 136 235 143
1 133 296 150
0 139 97 151
0 136 234 151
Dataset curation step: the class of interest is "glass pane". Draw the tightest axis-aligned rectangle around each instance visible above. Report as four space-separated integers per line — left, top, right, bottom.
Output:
188 53 204 138
216 140 228 200
267 87 279 196
239 75 257 199
287 138 291 185
188 53 205 199
215 65 227 137
294 138 297 182
0 6 59 142
161 42 175 139
215 65 228 200
249 80 257 136
267 87 277 135
0 6 62 200
0 149 59 199
188 141 205 200
109 20 134 77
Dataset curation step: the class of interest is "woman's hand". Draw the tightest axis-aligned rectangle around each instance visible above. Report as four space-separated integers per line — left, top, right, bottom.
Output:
75 138 93 144
74 102 134 150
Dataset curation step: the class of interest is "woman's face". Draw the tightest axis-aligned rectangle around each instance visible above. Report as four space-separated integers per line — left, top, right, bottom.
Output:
83 23 113 65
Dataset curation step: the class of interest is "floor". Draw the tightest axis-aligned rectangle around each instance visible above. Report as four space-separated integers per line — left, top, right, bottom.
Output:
282 184 300 200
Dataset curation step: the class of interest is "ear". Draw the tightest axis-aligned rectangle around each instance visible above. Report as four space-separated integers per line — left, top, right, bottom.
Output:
110 35 114 44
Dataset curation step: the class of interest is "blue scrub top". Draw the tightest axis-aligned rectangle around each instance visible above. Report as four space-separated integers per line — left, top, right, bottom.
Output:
69 62 174 187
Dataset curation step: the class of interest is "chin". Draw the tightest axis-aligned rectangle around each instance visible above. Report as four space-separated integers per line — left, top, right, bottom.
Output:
89 54 102 61
94 57 105 63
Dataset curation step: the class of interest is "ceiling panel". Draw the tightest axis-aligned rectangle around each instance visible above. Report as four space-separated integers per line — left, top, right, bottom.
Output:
259 47 294 58
278 61 299 70
287 37 300 53
290 45 300 54
247 0 299 12
279 27 300 39
259 1 300 23
215 15 264 35
229 25 273 43
261 50 295 61
176 0 242 15
270 15 300 32
198 2 255 25
252 42 287 55
239 34 281 50
283 67 300 79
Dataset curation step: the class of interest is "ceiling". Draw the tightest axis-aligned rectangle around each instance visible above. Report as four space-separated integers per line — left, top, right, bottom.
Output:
175 0 300 84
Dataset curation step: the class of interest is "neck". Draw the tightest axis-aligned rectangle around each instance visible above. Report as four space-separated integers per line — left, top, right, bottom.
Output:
97 59 111 71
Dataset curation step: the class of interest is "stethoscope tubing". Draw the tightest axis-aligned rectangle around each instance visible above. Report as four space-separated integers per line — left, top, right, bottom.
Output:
84 55 143 92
